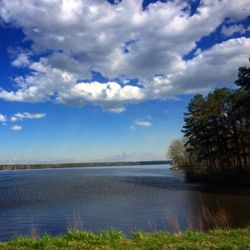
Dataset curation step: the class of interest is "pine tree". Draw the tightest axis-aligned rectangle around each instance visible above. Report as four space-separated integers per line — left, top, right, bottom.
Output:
182 58 250 182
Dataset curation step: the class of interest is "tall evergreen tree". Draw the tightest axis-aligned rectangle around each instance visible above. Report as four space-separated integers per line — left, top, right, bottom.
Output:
182 58 250 182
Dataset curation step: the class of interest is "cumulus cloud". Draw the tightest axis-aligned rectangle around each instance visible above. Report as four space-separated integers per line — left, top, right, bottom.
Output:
134 119 152 127
57 81 145 105
149 37 250 97
0 0 249 109
11 112 46 122
0 114 7 123
11 125 22 131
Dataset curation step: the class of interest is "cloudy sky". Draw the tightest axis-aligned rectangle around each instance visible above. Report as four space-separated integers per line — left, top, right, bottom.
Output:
0 0 249 163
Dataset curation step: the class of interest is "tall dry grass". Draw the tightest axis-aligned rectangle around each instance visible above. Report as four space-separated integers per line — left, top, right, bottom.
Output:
29 204 232 238
148 204 232 232
67 213 84 231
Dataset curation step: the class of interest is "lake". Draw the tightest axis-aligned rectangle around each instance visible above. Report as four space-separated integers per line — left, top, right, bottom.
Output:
0 165 250 241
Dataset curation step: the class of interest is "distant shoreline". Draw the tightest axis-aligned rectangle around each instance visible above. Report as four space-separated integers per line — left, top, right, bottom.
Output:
0 160 172 171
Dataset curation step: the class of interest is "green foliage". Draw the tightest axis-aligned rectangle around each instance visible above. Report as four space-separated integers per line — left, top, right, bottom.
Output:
0 228 249 249
182 60 250 184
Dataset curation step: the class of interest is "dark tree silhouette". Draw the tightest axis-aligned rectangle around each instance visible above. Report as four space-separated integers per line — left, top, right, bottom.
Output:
235 57 250 93
182 59 250 184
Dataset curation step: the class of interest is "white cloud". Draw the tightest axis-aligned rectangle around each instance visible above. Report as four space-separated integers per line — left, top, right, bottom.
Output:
107 107 126 113
11 112 46 122
0 0 249 109
149 37 250 97
134 119 152 127
221 24 246 36
58 81 145 104
11 125 22 131
12 53 30 67
0 114 7 123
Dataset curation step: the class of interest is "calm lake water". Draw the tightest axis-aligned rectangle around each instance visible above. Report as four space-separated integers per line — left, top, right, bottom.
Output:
0 165 250 241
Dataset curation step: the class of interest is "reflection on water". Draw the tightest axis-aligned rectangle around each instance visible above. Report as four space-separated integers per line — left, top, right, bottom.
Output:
0 165 250 241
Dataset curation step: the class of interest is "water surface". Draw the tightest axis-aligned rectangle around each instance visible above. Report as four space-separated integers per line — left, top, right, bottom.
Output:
0 165 250 241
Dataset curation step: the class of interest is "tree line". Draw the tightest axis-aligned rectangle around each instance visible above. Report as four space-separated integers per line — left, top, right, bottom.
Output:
169 58 250 184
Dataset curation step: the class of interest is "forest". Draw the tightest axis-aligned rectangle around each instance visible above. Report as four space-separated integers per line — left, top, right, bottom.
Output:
171 57 250 185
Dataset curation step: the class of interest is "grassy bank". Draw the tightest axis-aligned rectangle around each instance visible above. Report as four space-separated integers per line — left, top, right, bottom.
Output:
0 228 249 250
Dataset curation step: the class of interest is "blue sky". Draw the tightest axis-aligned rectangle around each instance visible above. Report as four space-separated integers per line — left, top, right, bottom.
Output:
0 0 249 163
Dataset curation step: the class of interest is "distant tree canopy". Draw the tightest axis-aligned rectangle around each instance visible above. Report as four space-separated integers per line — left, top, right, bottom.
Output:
181 58 250 179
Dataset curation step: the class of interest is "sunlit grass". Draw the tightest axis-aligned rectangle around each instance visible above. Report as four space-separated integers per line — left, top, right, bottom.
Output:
0 228 249 250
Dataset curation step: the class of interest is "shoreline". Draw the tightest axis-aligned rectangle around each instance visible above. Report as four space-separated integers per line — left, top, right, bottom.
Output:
0 160 172 171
